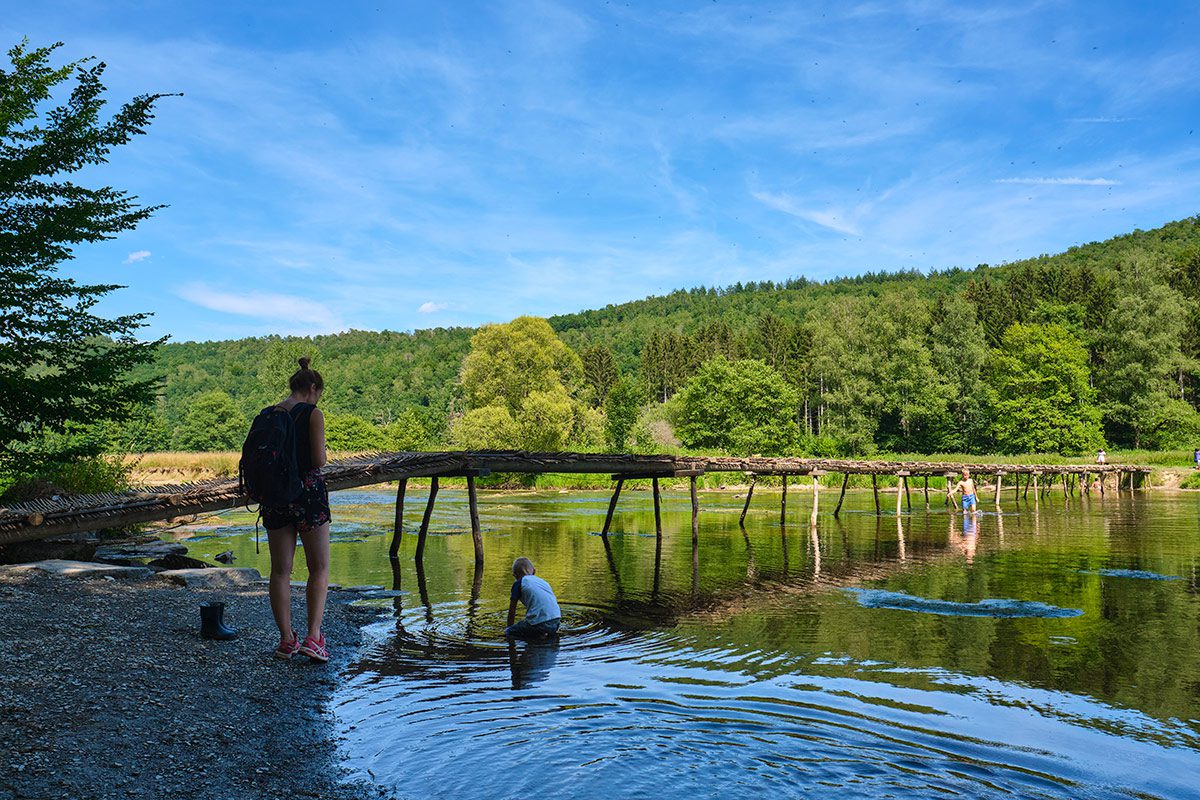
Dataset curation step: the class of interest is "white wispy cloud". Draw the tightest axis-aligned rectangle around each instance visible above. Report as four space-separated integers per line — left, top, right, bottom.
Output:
994 177 1119 186
752 191 863 236
417 301 447 313
124 250 152 263
176 283 343 334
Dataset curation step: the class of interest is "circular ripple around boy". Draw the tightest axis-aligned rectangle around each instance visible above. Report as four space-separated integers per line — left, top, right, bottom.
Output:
505 557 562 640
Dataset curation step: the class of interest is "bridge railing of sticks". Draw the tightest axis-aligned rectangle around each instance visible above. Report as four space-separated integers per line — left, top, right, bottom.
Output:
0 451 1152 557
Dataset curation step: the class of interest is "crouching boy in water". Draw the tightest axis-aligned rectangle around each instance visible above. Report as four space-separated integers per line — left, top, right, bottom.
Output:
506 557 561 640
953 468 979 513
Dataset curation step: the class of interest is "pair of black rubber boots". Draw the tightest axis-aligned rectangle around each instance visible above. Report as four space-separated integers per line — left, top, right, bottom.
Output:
200 601 238 640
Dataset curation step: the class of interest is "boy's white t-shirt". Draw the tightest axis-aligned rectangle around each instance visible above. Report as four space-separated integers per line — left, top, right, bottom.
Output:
511 574 561 624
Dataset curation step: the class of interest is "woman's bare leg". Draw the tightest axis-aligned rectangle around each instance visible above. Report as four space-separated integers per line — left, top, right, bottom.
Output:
267 526 298 640
300 522 331 639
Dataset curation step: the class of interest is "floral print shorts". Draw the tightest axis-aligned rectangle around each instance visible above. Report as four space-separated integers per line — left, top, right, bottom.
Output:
263 470 331 534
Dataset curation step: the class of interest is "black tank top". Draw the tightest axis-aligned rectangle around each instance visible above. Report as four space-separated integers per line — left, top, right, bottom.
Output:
289 403 317 474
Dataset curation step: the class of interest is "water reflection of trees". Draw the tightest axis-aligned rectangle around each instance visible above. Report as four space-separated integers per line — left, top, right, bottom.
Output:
344 492 1200 729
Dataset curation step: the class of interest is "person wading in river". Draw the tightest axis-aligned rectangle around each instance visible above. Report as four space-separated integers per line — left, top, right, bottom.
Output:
952 468 979 515
263 358 332 663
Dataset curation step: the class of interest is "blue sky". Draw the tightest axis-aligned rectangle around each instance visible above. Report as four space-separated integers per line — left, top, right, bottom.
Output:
6 1 1200 342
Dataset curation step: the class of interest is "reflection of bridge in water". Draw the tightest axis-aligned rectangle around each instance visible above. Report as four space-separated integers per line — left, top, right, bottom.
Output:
1 451 1150 562
355 500 1064 684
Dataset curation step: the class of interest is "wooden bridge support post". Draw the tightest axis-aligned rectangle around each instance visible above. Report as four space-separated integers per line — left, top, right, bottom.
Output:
388 478 408 559
414 477 439 562
833 473 849 519
467 475 484 566
1032 472 1040 499
994 473 1004 507
602 478 624 536
780 475 788 526
872 474 881 515
944 472 958 509
895 474 903 516
810 472 822 527
1062 473 1069 500
740 475 756 525
903 474 912 513
690 475 700 545
923 476 930 508
653 478 663 540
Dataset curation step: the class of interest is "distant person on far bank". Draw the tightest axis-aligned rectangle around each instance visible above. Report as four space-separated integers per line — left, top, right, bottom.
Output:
1193 449 1199 469
1096 449 1107 465
242 357 332 663
505 557 561 641
952 468 978 514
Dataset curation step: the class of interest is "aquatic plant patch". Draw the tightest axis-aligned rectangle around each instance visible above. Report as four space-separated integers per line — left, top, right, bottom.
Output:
842 588 1083 618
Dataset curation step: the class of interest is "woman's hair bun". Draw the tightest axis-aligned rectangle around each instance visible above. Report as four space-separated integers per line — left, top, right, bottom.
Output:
298 356 311 369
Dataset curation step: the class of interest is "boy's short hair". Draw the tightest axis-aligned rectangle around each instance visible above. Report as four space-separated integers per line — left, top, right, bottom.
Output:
512 557 535 577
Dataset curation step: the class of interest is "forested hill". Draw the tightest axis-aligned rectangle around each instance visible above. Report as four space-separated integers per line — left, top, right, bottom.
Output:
130 216 1200 455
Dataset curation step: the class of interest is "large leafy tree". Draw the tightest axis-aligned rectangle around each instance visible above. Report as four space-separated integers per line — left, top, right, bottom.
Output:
1097 272 1198 447
459 316 583 412
673 357 799 455
928 293 990 451
579 343 617 408
988 323 1104 454
1 41 169 477
604 376 642 450
454 316 592 451
174 391 245 451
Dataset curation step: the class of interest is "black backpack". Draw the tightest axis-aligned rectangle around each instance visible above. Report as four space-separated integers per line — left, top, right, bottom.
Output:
239 405 304 507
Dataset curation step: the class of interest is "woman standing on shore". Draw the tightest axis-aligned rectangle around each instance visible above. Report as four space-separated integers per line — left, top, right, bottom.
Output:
264 358 331 663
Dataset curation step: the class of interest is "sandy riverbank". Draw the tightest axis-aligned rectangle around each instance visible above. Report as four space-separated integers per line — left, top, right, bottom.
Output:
0 570 397 800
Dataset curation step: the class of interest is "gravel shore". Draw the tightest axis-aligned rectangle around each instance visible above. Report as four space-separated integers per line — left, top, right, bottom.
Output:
0 570 394 800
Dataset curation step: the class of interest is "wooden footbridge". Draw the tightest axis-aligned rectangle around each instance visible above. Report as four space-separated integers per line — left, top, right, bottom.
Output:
0 451 1151 556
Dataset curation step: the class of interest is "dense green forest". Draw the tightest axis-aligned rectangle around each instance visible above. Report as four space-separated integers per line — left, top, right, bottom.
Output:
119 217 1200 457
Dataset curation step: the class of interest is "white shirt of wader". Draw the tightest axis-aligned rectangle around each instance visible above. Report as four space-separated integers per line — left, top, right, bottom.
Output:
512 574 561 625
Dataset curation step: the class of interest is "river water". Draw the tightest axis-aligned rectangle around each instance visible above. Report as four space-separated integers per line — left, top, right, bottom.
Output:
178 486 1200 799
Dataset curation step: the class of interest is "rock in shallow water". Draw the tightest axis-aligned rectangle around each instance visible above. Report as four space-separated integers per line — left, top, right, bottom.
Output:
0 559 153 580
157 567 263 588
94 541 187 562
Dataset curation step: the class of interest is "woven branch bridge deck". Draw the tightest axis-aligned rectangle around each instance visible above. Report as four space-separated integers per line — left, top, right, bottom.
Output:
0 451 1151 548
